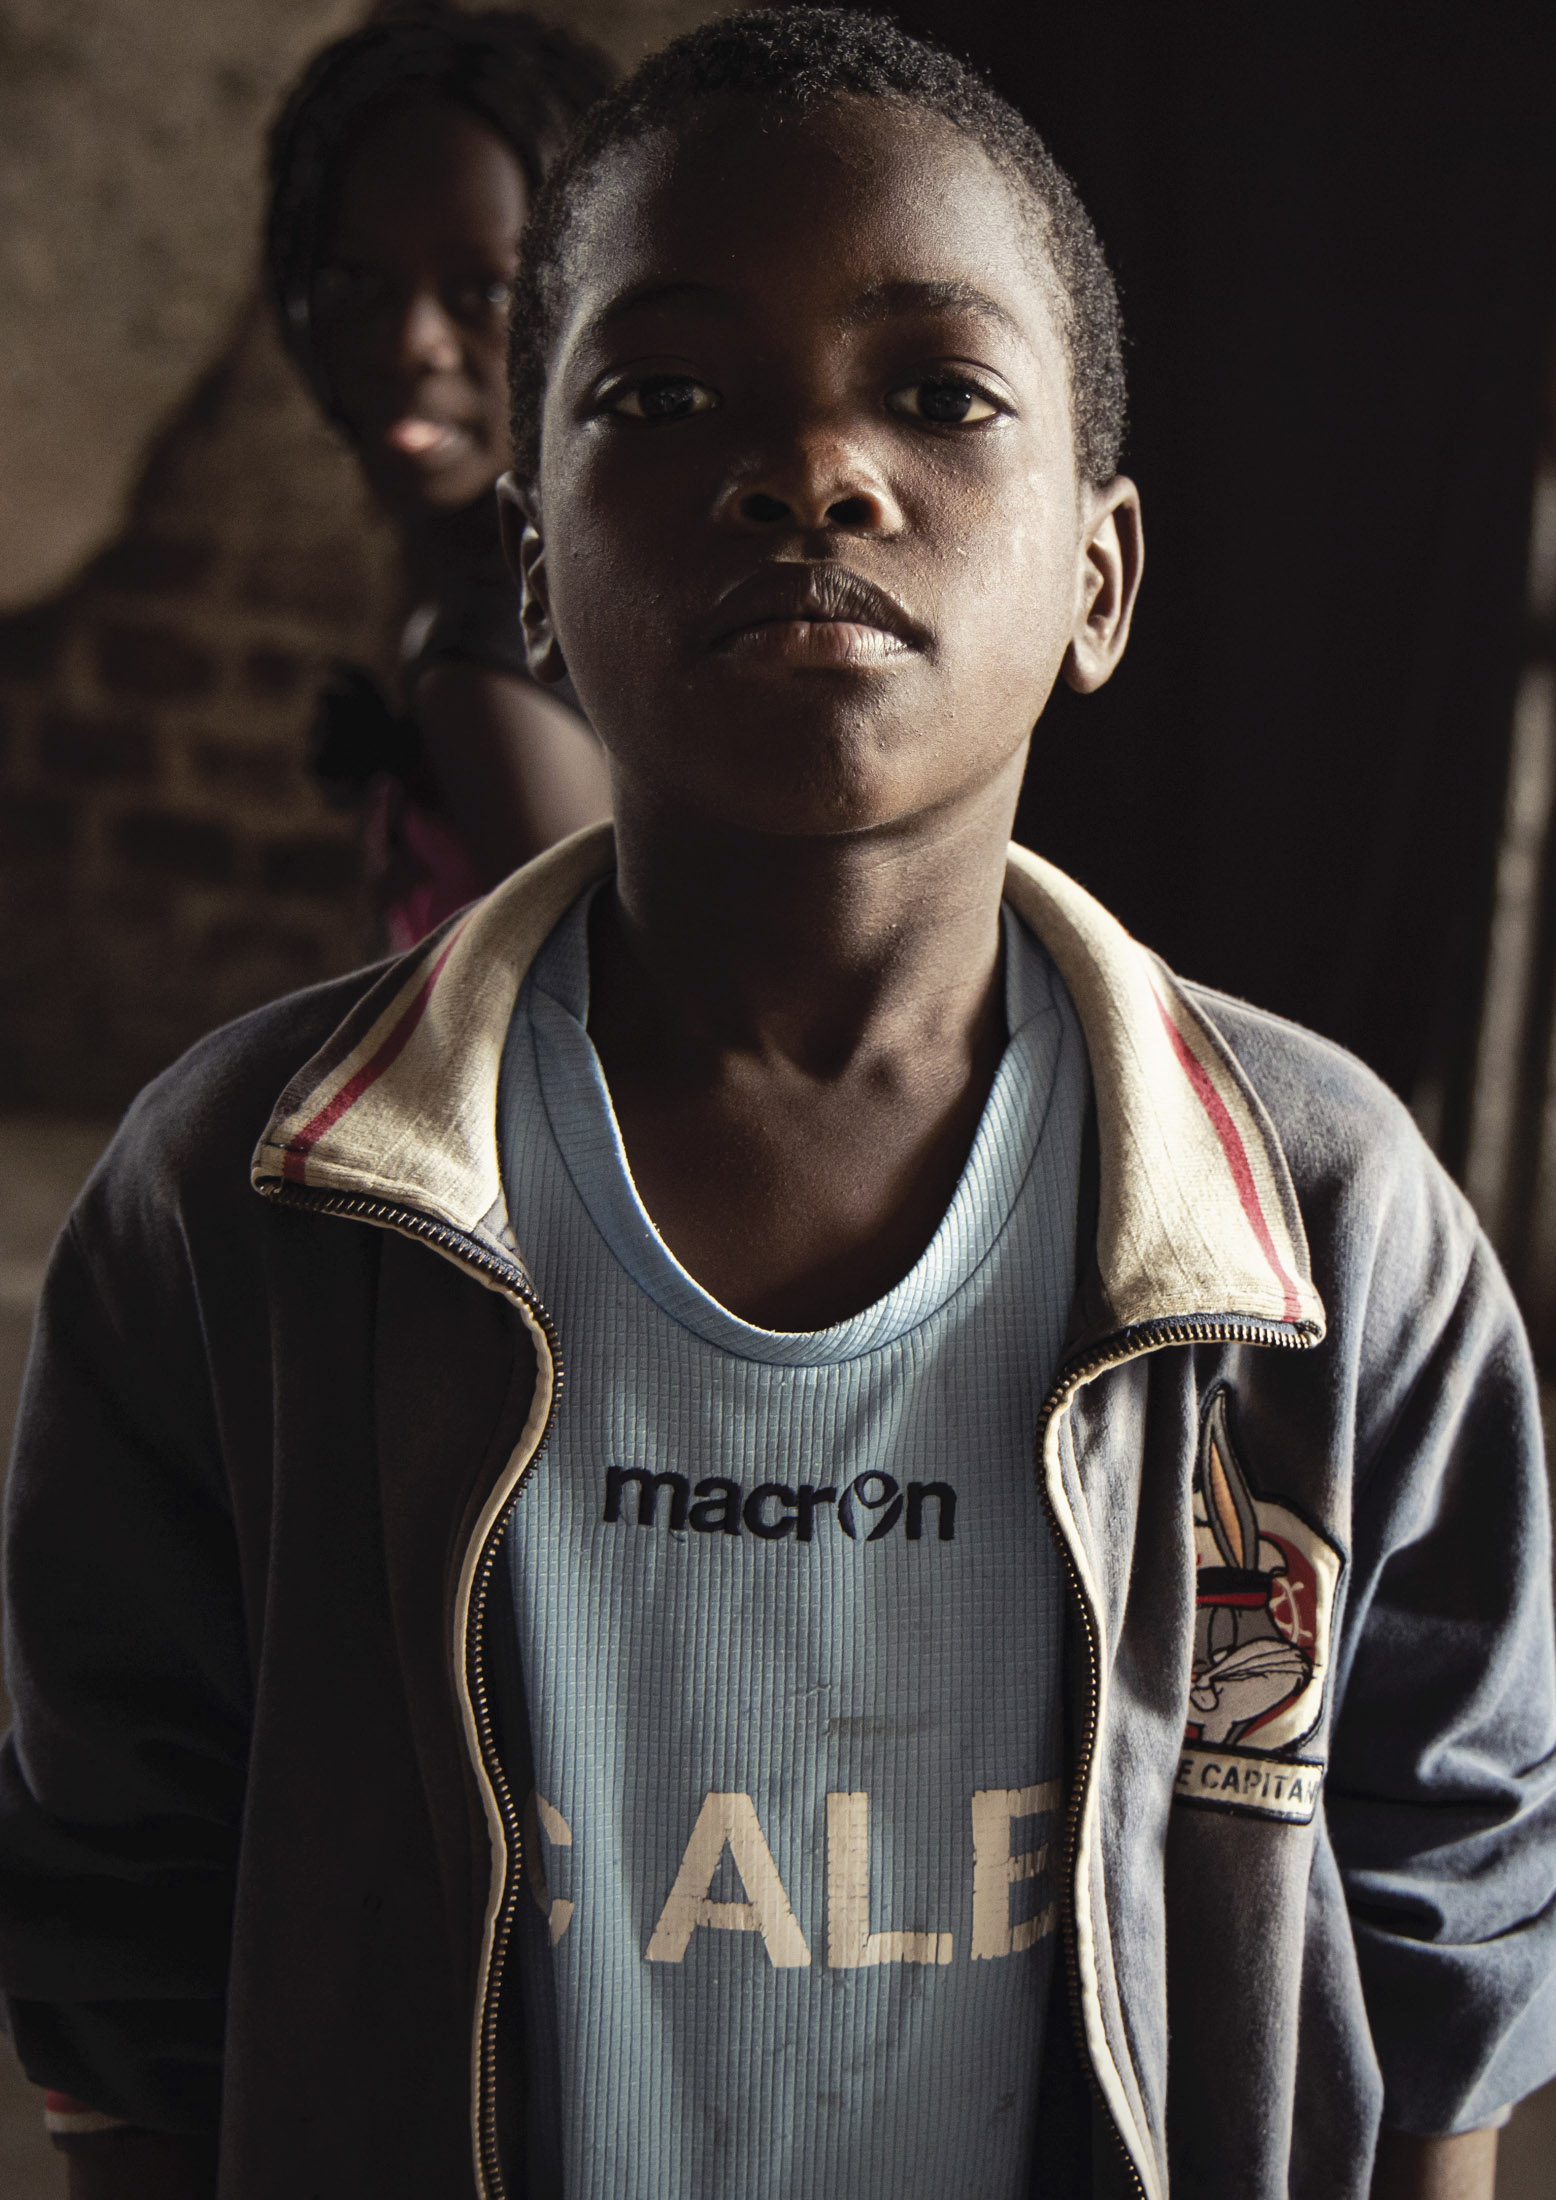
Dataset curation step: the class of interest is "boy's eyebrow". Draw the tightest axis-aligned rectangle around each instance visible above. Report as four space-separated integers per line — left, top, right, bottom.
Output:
581 276 1028 348
844 278 1026 340
586 279 735 340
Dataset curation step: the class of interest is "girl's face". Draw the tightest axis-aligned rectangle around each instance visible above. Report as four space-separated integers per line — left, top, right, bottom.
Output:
313 94 527 521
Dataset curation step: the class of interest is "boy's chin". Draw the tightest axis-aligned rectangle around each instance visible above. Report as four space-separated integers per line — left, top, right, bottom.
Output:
636 743 1006 845
599 685 1029 844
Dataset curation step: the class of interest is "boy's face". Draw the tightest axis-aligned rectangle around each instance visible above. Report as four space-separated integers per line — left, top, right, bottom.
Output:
508 97 1140 841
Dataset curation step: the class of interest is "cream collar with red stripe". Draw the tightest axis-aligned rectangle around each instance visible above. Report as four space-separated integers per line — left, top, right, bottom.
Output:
252 824 1324 1340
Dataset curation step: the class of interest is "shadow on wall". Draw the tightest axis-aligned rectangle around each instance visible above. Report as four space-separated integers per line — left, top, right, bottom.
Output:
0 0 717 609
0 299 400 1111
0 0 364 609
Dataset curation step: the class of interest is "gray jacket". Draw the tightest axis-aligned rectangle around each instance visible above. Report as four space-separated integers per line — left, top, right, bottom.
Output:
1 827 1553 2198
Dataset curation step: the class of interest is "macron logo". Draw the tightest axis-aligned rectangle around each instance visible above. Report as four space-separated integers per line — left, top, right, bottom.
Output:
602 1466 956 1543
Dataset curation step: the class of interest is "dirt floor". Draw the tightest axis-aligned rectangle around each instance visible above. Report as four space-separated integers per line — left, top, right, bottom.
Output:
0 1114 1552 2196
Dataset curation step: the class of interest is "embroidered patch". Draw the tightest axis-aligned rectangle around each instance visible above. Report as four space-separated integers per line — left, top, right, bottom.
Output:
1175 1746 1323 1823
1176 1386 1344 1824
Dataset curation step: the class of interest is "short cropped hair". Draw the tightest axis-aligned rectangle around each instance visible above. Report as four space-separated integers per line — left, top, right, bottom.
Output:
267 4 614 416
508 8 1126 487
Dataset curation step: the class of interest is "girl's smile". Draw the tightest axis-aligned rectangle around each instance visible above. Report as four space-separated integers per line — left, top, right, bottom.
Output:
314 95 527 519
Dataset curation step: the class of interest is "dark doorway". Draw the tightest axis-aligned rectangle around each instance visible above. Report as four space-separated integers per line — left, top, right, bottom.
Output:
874 3 1556 1159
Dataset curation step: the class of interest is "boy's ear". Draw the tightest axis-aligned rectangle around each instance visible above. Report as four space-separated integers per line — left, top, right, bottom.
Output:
1062 476 1144 695
497 470 570 688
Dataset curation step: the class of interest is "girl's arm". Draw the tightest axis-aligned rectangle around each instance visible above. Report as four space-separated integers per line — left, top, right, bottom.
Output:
413 660 611 885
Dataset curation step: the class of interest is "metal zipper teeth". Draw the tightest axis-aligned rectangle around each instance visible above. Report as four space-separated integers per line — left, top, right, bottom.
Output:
1037 1310 1320 2200
260 1177 563 2200
269 1178 1318 2193
469 1505 544 2200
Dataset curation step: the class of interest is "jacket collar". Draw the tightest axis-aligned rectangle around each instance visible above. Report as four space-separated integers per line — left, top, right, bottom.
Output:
253 825 1324 1340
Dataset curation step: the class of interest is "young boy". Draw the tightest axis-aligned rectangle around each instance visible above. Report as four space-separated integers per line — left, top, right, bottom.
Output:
2 14 1553 2199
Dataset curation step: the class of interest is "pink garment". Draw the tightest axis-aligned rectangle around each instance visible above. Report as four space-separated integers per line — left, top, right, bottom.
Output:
364 775 486 953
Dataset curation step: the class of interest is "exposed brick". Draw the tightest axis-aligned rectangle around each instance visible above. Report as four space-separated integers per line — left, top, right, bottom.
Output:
260 832 361 898
241 548 369 626
196 917 334 1028
91 535 217 594
244 646 308 700
0 869 71 935
114 809 235 884
191 733 297 801
0 790 74 863
41 711 155 781
3 304 400 1109
202 917 326 976
97 623 218 702
100 878 179 930
0 601 68 679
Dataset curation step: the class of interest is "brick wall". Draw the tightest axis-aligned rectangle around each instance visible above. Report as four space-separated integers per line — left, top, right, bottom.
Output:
0 0 725 1115
0 301 401 1110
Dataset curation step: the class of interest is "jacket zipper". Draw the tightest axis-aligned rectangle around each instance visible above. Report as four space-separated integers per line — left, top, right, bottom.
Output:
1036 1311 1320 2200
268 1179 1320 2198
259 1179 563 2200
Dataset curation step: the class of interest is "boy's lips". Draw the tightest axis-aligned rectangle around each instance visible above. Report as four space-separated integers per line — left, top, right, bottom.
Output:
706 565 928 663
719 619 913 667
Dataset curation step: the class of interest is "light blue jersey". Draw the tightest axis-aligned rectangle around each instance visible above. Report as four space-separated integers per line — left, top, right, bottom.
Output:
493 886 1089 2199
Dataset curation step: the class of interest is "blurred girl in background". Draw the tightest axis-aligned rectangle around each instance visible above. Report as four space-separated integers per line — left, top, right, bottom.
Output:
267 6 614 948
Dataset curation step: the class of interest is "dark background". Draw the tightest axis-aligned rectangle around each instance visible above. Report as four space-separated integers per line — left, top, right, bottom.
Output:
2 8 1555 2193
874 1 1556 1167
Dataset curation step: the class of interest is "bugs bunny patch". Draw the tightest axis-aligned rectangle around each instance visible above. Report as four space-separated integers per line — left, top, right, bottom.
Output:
1175 1386 1345 1825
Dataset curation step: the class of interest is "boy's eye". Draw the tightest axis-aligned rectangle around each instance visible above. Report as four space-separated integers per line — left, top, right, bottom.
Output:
887 377 1003 425
608 375 719 421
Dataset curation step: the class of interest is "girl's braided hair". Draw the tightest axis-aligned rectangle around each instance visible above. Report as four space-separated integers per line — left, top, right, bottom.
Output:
267 4 613 416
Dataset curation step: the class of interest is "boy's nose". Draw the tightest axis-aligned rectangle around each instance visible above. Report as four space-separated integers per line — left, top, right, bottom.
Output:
721 441 902 536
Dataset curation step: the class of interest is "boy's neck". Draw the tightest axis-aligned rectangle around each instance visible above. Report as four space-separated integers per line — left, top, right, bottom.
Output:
601 777 1019 1072
582 767 1024 1327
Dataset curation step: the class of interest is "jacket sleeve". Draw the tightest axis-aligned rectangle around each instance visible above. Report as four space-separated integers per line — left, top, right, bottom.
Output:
1325 1208 1556 2136
0 1179 251 2136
